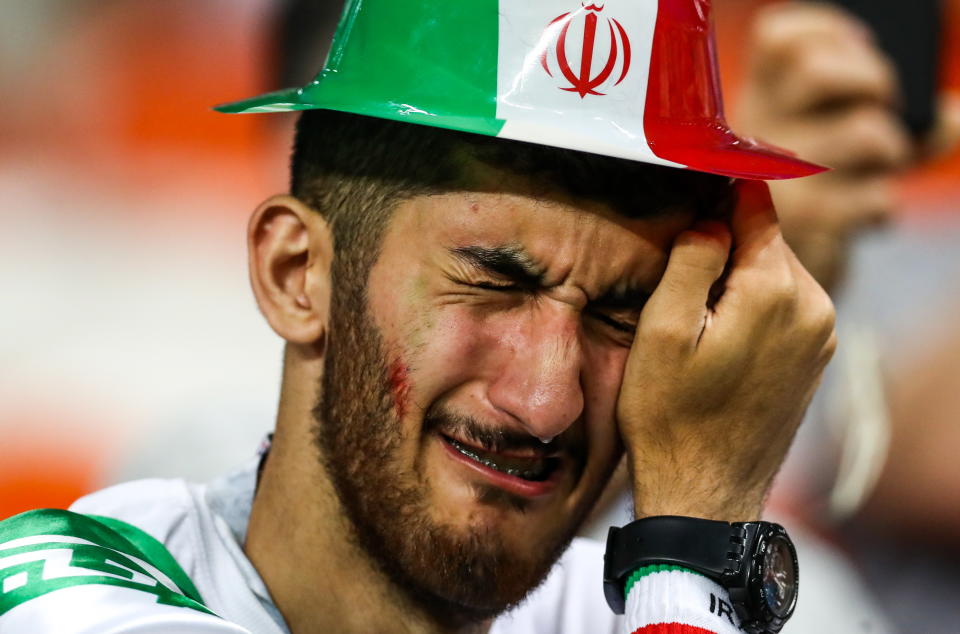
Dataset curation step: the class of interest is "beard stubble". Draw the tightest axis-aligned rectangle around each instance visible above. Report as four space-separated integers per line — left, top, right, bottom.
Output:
310 263 586 628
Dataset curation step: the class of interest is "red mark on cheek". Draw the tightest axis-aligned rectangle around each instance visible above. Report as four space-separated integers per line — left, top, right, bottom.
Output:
388 359 412 419
469 203 480 213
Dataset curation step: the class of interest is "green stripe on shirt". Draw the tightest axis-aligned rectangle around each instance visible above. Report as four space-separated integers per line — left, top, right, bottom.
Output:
625 564 707 600
0 509 211 617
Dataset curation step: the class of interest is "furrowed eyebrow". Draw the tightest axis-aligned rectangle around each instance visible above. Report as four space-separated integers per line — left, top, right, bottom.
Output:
450 245 544 287
450 244 650 309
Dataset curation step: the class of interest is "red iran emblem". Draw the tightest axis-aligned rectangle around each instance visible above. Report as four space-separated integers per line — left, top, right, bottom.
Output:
540 3 632 98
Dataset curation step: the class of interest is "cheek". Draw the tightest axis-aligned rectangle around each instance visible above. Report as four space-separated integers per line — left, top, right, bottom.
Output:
418 306 566 384
388 359 413 420
582 343 630 449
404 304 547 413
413 308 503 389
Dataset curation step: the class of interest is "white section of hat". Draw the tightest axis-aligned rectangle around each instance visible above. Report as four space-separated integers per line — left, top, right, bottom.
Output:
495 0 683 169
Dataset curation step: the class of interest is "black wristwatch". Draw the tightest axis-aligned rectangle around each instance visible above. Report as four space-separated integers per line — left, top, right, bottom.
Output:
603 516 798 634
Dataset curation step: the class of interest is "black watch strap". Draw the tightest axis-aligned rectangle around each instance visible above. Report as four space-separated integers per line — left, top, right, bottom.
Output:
603 516 752 615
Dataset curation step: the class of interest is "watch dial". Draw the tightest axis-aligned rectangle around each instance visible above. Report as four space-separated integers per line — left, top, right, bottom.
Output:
762 535 797 618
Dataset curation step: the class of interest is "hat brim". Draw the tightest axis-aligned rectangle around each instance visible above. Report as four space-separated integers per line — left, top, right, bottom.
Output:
214 88 315 114
215 91 827 181
652 139 827 181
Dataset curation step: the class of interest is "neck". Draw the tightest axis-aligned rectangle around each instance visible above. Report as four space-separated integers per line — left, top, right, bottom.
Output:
244 361 491 634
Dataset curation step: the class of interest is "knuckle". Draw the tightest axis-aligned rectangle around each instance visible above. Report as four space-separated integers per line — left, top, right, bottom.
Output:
666 235 729 281
812 292 837 338
763 274 800 312
797 282 837 343
822 330 839 360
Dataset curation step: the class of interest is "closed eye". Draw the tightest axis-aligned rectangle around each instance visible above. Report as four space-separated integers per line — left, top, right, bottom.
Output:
591 312 637 333
464 279 641 332
467 280 523 292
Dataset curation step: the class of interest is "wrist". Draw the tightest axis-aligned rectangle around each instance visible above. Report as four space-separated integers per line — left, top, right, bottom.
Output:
626 453 766 522
633 488 763 522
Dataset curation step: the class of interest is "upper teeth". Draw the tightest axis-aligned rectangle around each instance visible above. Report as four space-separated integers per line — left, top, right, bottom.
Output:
447 437 551 481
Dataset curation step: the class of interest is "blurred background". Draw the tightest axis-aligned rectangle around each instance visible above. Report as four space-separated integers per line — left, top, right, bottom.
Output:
2 0 959 631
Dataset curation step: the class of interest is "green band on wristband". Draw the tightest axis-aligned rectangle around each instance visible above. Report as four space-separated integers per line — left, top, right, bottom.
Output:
623 564 706 600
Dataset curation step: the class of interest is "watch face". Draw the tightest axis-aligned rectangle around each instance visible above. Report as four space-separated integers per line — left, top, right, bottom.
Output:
761 534 797 618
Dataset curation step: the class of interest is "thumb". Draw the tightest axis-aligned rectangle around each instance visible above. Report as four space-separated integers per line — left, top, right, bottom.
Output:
639 220 732 350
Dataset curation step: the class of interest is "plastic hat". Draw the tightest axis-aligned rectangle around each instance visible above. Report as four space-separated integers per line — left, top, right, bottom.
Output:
216 0 825 180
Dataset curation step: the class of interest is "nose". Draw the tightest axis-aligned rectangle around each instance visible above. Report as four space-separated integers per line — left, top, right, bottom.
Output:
486 307 585 441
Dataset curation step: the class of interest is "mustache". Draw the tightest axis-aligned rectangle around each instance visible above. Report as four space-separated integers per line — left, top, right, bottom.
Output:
422 404 581 458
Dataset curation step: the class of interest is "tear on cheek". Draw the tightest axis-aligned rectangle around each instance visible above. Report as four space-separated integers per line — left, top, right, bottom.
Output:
388 358 412 420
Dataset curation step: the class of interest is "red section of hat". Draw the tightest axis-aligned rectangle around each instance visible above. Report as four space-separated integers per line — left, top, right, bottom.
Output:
643 0 825 180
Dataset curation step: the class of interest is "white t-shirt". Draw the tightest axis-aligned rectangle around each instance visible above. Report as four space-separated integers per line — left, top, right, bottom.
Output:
0 457 741 634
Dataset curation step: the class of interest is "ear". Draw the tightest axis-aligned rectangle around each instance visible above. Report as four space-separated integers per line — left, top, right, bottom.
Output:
248 195 332 348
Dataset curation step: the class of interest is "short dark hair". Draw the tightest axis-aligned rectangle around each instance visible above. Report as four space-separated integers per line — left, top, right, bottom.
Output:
290 109 732 276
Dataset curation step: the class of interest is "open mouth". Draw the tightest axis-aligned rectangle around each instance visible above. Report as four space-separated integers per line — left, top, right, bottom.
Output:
441 435 561 482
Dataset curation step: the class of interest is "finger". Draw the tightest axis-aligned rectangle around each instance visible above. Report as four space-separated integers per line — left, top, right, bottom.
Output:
753 2 875 53
772 36 898 114
729 180 782 258
751 3 898 113
717 181 794 322
639 221 731 346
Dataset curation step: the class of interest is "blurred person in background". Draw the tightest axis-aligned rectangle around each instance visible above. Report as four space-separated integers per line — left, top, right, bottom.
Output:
737 3 960 633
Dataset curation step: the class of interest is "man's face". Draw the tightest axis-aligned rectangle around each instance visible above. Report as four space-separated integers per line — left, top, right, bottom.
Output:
314 183 694 623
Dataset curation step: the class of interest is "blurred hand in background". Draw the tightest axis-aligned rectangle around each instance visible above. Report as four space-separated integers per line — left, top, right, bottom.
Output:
736 1 960 293
733 4 960 632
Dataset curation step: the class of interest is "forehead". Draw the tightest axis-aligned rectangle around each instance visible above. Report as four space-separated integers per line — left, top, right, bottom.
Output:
390 188 696 290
